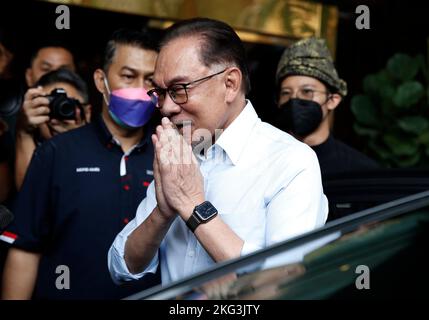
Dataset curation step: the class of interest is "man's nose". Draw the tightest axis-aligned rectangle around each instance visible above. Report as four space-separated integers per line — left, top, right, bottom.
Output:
135 78 146 90
291 91 300 99
159 94 182 117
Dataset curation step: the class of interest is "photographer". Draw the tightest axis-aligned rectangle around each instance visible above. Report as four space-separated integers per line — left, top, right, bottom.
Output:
14 68 91 190
0 43 75 144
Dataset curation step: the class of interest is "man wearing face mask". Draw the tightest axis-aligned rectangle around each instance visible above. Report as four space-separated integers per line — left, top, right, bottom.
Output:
1 29 160 299
275 37 378 178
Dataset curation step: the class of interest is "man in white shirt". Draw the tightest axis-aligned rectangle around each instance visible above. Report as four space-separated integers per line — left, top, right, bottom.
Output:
108 18 328 285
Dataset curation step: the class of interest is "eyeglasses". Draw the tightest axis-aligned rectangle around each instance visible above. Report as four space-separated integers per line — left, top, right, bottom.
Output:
147 69 227 107
279 87 331 104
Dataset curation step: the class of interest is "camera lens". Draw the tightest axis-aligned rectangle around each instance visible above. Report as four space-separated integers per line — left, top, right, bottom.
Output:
48 88 79 120
58 100 76 118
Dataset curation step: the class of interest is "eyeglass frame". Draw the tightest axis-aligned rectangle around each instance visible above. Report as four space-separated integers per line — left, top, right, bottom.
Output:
278 87 332 105
147 68 228 106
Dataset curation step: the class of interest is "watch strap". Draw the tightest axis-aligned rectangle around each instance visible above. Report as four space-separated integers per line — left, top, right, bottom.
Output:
186 213 200 233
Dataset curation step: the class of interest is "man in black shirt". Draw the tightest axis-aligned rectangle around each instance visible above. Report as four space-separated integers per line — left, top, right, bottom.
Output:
1 29 160 299
275 37 378 177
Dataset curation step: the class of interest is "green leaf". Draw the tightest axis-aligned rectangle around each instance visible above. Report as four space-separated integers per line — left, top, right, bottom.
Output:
415 54 428 83
397 116 429 134
353 123 378 138
351 95 378 126
383 134 419 156
363 70 394 96
393 153 421 168
418 131 429 145
379 84 396 102
368 140 391 160
387 53 420 81
392 81 424 108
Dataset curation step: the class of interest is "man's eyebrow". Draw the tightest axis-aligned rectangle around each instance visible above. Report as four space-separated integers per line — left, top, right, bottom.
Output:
166 75 189 86
120 66 138 73
143 71 154 78
40 61 53 68
152 75 189 89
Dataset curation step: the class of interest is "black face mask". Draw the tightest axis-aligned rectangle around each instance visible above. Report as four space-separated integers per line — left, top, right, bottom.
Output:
276 98 323 138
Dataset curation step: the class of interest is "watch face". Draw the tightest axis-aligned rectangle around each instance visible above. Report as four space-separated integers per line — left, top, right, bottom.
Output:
195 201 218 221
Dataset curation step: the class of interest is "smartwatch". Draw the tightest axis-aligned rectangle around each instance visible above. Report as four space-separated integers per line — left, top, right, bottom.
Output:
186 201 218 233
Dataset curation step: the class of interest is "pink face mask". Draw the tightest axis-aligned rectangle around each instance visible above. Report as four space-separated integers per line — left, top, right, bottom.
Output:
104 78 156 128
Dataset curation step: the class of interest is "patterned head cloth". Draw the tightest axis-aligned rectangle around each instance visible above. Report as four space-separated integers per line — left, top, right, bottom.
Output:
276 37 347 96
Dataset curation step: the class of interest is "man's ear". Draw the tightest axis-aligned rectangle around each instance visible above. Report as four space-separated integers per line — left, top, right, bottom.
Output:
326 93 342 111
25 68 34 87
83 104 92 123
93 69 108 95
224 67 242 103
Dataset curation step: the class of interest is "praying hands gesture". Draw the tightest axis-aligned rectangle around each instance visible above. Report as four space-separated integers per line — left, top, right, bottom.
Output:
151 117 205 221
124 118 243 275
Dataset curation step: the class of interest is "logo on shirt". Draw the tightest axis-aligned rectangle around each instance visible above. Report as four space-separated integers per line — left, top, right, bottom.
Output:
76 167 101 173
0 231 17 244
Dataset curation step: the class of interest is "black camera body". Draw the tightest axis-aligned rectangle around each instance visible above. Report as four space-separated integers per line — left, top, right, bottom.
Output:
46 88 81 121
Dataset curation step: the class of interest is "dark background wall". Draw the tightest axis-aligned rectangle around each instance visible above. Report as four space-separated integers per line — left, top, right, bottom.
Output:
1 0 428 152
326 0 429 149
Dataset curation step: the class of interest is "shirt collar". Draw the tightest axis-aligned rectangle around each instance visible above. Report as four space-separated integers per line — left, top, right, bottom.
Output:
93 114 152 151
214 100 259 165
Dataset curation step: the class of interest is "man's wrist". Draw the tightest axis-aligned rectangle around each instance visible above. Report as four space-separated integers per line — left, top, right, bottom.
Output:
16 127 36 141
16 116 37 135
154 206 177 228
178 196 205 221
17 125 35 135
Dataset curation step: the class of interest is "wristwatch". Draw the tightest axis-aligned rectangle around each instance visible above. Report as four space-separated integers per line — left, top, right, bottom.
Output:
186 201 218 233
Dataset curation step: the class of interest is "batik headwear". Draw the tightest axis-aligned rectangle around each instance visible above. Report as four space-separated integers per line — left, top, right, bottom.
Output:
276 37 347 97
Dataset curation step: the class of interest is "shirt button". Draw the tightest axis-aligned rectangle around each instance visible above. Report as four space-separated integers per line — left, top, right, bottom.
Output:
188 250 195 257
123 185 130 191
124 156 129 161
123 218 129 224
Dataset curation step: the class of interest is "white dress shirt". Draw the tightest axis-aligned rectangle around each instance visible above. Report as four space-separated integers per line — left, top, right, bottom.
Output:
108 100 328 285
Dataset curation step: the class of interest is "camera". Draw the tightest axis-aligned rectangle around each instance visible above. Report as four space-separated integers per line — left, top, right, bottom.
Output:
46 88 82 121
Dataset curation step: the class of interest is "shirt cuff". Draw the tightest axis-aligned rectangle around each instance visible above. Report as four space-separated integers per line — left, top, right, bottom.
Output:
237 241 264 275
240 241 263 257
107 221 159 285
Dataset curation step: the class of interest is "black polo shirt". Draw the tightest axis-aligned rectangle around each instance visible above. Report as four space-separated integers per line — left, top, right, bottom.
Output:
1 115 160 299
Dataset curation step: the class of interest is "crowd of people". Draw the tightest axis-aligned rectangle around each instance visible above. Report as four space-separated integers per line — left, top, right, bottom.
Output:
0 17 378 299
